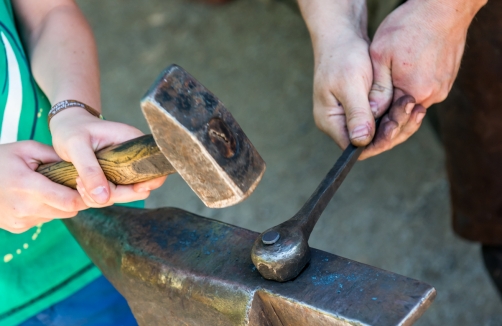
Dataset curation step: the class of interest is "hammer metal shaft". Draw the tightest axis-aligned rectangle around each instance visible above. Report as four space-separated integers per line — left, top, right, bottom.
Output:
292 143 363 236
252 119 381 282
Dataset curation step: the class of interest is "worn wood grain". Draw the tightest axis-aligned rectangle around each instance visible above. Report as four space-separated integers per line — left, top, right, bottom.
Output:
37 135 176 188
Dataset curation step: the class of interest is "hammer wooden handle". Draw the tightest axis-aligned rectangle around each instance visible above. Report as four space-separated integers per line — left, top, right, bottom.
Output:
37 135 176 189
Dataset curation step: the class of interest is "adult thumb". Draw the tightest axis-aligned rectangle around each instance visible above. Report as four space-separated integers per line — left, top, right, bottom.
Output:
337 82 375 147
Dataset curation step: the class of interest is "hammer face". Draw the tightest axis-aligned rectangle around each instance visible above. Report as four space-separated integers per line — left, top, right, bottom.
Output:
141 65 265 208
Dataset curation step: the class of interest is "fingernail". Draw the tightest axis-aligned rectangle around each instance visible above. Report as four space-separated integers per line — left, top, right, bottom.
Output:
416 112 425 124
405 103 414 114
90 186 109 204
137 187 150 193
370 101 378 116
76 185 84 197
350 125 369 141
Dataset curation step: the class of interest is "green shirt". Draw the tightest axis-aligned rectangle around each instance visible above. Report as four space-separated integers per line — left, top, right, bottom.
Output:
0 2 140 324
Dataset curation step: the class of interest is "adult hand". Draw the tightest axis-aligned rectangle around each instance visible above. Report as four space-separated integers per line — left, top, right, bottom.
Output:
300 0 377 150
0 141 87 233
363 0 486 159
49 108 167 208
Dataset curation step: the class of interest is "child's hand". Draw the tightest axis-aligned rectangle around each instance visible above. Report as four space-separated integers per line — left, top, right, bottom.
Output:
0 141 88 233
49 108 167 208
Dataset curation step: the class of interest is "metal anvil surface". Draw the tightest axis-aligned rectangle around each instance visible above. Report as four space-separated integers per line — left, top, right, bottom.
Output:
66 207 435 325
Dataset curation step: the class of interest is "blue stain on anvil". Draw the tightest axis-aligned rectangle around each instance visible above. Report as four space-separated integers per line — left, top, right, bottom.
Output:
312 273 339 286
346 274 357 282
202 246 212 255
323 258 329 262
372 297 378 301
204 229 221 243
171 229 200 251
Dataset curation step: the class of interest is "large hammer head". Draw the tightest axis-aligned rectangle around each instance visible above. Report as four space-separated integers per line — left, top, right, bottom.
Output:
141 65 265 208
66 207 436 325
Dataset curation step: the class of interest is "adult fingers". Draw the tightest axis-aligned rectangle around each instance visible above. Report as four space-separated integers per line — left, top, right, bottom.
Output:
313 98 351 150
133 176 167 193
64 136 110 204
336 82 375 147
368 53 393 118
360 95 416 160
392 104 427 145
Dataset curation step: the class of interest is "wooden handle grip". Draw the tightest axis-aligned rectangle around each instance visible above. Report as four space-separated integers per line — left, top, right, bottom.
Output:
37 135 176 189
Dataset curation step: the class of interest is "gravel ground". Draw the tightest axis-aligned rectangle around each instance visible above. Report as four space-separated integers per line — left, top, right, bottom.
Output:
77 0 502 324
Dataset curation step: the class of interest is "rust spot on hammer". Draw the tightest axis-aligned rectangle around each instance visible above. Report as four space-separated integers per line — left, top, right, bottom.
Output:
208 117 237 158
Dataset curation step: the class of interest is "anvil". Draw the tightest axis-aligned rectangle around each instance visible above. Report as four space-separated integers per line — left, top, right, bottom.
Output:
65 206 435 325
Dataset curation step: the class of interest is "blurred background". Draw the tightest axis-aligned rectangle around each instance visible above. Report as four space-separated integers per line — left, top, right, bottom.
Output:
76 0 501 324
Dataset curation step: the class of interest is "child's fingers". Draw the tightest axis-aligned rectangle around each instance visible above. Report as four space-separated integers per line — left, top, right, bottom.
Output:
110 185 150 204
64 137 110 205
32 172 87 212
33 204 79 219
76 179 150 207
15 141 62 170
2 216 54 234
133 176 167 193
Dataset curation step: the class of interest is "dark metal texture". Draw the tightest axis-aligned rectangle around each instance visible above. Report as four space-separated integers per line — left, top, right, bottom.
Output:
252 143 363 282
65 206 435 326
141 64 266 208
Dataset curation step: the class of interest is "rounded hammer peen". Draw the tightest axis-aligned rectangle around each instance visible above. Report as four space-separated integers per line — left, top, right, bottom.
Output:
37 65 266 208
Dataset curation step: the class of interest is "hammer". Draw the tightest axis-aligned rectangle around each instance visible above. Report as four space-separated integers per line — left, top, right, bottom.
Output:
37 65 266 208
65 205 435 325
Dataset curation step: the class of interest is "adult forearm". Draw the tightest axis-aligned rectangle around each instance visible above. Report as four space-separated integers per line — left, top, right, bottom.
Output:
298 0 368 51
13 1 101 111
426 0 487 21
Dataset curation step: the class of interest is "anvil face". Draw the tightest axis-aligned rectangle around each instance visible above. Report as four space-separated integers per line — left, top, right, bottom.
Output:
66 207 435 326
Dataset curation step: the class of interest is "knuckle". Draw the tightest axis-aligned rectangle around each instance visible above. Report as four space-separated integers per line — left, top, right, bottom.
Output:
413 87 434 104
61 195 82 212
81 165 104 179
15 140 42 156
313 113 327 132
346 107 371 122
369 44 384 62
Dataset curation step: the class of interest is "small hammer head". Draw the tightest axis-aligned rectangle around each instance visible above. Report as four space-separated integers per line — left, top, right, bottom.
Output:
141 65 265 208
251 220 311 282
